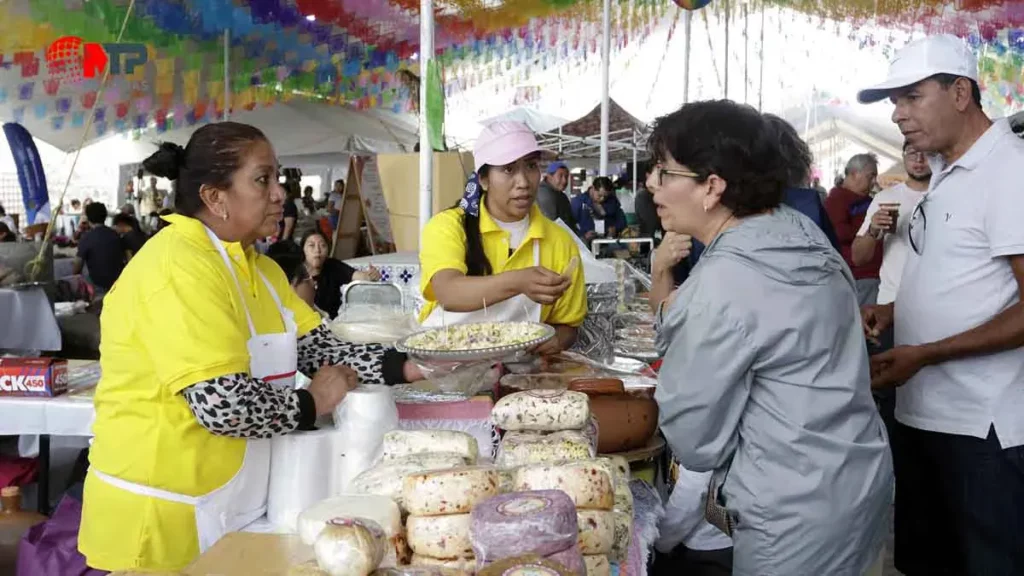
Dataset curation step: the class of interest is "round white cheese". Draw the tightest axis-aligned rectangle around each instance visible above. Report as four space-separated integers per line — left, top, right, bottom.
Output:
406 514 473 559
409 553 477 571
402 467 500 516
313 518 387 576
350 453 469 509
513 461 614 511
382 430 479 463
576 509 615 555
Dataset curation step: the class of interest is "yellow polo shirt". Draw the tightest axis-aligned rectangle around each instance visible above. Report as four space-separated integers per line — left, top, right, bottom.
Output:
418 204 586 327
80 214 321 572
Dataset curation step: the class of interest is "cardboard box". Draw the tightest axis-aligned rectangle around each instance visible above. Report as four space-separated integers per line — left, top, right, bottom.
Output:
0 357 69 397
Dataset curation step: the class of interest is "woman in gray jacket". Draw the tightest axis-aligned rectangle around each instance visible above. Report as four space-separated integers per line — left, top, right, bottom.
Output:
648 100 893 576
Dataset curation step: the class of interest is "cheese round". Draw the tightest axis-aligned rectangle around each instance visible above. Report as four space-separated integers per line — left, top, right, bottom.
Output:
514 461 614 510
470 490 579 561
407 514 473 559
382 430 479 463
614 482 634 515
583 554 611 576
496 430 595 468
314 518 387 576
547 545 585 574
477 554 576 576
576 510 614 555
298 495 404 568
351 453 469 508
611 509 632 564
403 467 500 516
492 390 590 432
373 568 463 576
409 554 476 572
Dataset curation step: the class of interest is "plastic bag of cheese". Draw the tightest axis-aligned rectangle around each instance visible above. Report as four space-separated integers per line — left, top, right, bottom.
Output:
491 390 590 432
409 554 476 572
351 453 469 508
313 518 388 576
610 508 632 564
476 554 576 576
469 490 579 561
495 430 596 468
406 514 473 559
546 545 585 574
583 554 611 576
576 509 615 555
373 568 464 576
298 495 404 567
381 430 479 463
513 460 614 510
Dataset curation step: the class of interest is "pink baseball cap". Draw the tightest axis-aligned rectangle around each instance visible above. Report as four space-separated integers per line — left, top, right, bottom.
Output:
473 121 557 172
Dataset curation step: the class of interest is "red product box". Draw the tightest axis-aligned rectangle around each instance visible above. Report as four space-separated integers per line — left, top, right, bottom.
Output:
0 358 69 397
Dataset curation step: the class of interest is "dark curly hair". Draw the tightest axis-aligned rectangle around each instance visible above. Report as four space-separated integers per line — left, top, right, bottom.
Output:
647 100 787 217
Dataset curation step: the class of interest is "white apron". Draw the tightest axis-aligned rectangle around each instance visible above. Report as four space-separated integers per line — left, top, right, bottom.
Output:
422 240 543 327
91 226 297 553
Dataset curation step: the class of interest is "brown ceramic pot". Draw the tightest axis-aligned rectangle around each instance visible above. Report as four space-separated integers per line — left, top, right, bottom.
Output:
569 378 659 453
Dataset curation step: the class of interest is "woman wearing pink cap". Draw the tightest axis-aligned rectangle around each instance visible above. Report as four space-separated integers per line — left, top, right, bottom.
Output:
417 121 587 355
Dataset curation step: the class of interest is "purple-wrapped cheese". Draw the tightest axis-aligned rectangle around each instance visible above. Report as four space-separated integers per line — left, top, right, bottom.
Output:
470 490 579 561
546 544 585 574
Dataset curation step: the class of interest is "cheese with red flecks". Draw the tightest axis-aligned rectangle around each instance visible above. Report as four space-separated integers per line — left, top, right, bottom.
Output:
406 514 473 560
402 467 500 516
513 461 614 511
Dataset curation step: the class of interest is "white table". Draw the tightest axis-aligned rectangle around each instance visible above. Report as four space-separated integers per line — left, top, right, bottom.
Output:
0 286 62 351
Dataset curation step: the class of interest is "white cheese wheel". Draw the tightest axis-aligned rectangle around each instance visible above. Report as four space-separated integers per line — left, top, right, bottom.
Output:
610 509 632 564
403 467 500 516
409 554 477 572
613 482 634 515
491 390 590 432
583 554 611 576
469 490 579 561
382 430 479 463
576 510 615 555
406 514 473 559
514 461 614 511
495 430 595 468
314 518 387 576
351 453 469 508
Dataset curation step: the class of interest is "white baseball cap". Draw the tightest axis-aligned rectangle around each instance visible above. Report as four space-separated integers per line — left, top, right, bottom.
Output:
857 34 978 104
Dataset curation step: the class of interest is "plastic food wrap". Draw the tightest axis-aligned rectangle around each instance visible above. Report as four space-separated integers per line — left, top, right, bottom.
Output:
313 518 388 576
332 385 400 494
477 554 576 576
382 430 479 463
390 363 501 402
570 313 614 364
546 545 585 574
350 453 469 509
469 490 579 561
583 554 611 576
406 514 473 559
514 461 614 511
491 390 590 432
409 554 476 571
297 495 403 567
402 466 500 516
495 430 595 468
576 509 615 555
329 308 419 344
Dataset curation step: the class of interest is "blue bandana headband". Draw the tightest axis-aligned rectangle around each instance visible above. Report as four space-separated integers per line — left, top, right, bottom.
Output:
459 172 482 217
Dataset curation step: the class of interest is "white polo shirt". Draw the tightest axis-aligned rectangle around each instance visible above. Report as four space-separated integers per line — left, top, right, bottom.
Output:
894 118 1024 448
856 183 927 305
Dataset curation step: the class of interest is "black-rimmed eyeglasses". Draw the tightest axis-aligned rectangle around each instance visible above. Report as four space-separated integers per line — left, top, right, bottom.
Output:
653 165 699 187
908 198 927 255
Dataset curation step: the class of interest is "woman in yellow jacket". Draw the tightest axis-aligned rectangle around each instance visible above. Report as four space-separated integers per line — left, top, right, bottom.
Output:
79 122 421 572
418 121 587 354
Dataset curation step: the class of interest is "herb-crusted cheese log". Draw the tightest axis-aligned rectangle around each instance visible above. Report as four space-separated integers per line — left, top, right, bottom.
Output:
583 554 612 576
495 430 595 468
403 467 500 516
351 453 469 508
576 510 615 555
491 390 590 432
382 431 479 463
513 461 614 510
406 514 473 560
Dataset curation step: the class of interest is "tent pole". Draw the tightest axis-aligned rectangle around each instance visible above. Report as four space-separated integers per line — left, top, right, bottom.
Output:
223 29 230 120
419 0 434 234
743 3 749 105
758 5 765 111
599 0 611 176
723 0 730 99
632 129 638 195
683 10 692 104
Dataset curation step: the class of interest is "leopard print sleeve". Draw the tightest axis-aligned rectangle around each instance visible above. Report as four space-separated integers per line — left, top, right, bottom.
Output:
181 373 316 438
297 324 409 385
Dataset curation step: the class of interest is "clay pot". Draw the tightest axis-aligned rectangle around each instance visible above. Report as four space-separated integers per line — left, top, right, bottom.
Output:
569 378 659 453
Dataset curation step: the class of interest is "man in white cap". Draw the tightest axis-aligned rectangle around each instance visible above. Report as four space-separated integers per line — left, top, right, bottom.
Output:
859 34 1024 575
